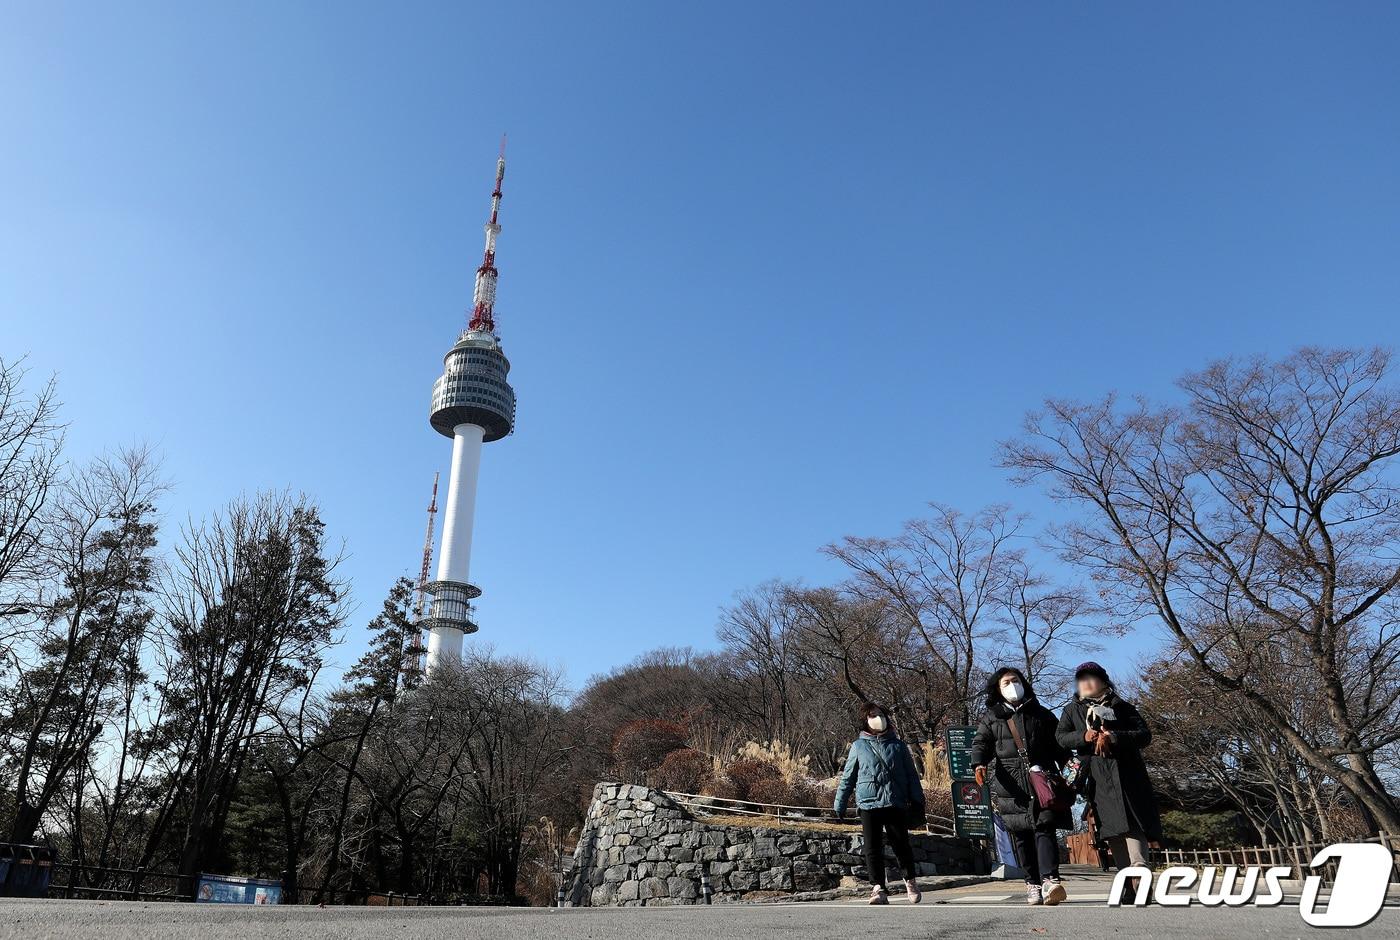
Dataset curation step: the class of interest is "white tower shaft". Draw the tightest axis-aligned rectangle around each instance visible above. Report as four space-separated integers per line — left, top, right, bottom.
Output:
426 423 484 666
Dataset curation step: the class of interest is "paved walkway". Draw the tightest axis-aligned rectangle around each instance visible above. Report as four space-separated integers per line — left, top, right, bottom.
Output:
3 867 1399 938
1 895 1397 939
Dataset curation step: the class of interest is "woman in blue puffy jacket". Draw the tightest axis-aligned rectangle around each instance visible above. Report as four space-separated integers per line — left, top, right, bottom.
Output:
833 702 926 905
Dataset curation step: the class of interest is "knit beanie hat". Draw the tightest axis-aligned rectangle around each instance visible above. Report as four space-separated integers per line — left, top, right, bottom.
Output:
1074 661 1111 684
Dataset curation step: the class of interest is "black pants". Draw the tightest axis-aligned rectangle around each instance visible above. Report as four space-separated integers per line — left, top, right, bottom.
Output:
1010 826 1060 885
859 807 916 887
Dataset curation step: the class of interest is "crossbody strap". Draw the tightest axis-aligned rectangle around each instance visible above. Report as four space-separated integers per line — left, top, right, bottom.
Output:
1005 712 1032 766
865 737 894 777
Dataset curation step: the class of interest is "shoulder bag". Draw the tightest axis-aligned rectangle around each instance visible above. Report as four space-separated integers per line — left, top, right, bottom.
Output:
1006 713 1074 813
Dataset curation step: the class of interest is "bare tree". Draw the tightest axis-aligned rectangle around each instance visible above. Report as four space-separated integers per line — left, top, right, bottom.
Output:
825 504 1023 724
1136 650 1362 845
5 447 162 843
992 558 1101 702
718 580 803 743
151 491 346 881
1002 347 1400 833
0 357 63 653
440 651 571 897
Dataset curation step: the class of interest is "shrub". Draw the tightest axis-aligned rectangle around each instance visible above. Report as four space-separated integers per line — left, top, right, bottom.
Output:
700 772 739 800
791 779 835 811
1159 810 1246 849
725 758 782 800
748 778 796 807
654 748 709 793
612 719 688 784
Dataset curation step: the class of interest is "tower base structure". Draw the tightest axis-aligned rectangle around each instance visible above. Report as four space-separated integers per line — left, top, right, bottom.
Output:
422 579 481 666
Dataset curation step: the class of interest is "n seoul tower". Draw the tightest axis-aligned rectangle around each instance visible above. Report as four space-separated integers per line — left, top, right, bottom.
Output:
421 145 517 673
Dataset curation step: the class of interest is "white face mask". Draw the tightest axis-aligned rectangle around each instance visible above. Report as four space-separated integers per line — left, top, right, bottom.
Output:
867 714 887 733
1001 681 1025 703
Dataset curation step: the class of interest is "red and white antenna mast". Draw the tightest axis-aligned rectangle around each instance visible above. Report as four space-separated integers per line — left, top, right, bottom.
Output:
405 472 439 680
468 135 507 333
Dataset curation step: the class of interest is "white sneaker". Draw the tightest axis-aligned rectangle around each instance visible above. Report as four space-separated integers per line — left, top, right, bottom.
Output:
904 879 922 904
869 884 889 905
1042 878 1066 906
1025 882 1043 905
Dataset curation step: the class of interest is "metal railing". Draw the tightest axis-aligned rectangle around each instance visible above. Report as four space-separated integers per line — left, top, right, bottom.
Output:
660 790 956 837
44 861 508 906
47 862 187 902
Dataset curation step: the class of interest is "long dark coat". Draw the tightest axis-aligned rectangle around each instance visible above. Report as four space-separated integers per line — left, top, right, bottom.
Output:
1056 692 1162 841
970 698 1071 833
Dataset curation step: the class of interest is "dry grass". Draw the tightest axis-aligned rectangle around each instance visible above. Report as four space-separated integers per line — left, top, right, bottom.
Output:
735 740 812 785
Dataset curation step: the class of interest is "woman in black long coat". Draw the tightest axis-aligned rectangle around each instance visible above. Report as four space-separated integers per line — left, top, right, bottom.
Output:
1056 661 1162 873
970 667 1072 906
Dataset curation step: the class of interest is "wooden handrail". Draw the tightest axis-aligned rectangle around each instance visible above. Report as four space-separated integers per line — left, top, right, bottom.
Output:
660 790 956 835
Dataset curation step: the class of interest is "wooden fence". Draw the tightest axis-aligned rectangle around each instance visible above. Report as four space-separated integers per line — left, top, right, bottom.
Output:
661 790 956 837
1154 832 1400 885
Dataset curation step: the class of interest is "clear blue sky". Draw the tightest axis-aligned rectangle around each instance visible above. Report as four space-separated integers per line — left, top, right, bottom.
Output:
4 3 1398 690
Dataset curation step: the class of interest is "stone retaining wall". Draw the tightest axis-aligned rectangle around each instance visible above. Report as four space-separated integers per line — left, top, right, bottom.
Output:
566 783 979 906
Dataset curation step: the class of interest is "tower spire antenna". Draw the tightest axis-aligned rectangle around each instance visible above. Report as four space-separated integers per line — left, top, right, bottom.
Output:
468 137 508 333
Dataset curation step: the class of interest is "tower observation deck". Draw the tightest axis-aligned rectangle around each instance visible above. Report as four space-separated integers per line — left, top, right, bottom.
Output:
421 147 517 672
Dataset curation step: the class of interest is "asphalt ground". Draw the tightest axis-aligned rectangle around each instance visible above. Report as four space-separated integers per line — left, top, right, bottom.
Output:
2 881 1398 940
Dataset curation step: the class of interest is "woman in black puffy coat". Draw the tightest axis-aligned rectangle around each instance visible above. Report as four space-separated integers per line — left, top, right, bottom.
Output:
1056 661 1161 873
970 667 1072 906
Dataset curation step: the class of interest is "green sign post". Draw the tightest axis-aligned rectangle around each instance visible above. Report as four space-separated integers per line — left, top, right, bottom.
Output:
945 726 993 841
944 726 978 781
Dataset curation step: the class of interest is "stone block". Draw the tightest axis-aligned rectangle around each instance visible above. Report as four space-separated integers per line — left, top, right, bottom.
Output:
777 835 806 856
758 867 794 891
640 876 669 899
617 880 639 901
668 876 699 899
793 869 838 892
